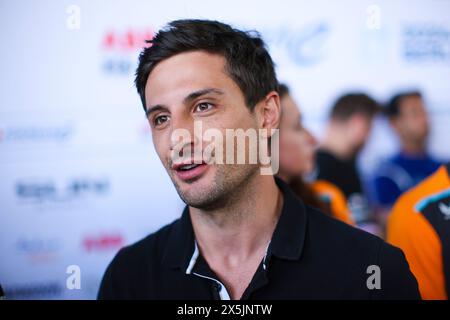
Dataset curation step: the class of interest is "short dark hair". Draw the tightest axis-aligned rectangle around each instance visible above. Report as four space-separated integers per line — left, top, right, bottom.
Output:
329 93 379 121
278 83 290 99
135 19 278 112
385 91 422 119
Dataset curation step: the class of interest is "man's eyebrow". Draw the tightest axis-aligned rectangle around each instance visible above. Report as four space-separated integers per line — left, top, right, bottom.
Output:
183 88 225 104
145 88 224 116
145 104 168 117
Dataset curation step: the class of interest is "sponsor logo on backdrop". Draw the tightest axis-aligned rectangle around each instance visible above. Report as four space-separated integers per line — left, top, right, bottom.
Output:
82 233 124 252
260 22 330 66
3 282 63 299
101 28 154 75
15 177 110 206
99 23 328 75
0 124 74 144
15 237 62 264
403 23 450 63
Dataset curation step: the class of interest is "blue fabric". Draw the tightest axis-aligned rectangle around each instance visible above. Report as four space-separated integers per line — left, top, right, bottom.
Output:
373 152 442 207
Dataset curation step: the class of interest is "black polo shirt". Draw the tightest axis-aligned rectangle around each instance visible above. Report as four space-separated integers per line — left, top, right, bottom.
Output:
98 178 420 300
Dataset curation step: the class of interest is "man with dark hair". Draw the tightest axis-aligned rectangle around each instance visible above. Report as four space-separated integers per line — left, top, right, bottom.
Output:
372 91 441 211
98 20 419 300
135 19 278 113
330 94 379 121
316 93 379 225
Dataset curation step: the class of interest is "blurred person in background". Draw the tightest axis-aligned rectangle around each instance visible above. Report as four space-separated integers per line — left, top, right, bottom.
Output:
316 93 379 229
387 162 450 300
277 84 354 225
372 91 442 216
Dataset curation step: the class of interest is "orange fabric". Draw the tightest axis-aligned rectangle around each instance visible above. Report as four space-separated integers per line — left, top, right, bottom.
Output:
311 180 355 226
387 165 449 300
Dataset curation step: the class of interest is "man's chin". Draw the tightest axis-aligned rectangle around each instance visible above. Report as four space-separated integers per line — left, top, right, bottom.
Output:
170 171 217 204
176 186 220 209
175 177 209 194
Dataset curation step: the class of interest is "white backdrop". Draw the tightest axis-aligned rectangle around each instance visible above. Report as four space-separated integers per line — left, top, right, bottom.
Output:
1 0 449 299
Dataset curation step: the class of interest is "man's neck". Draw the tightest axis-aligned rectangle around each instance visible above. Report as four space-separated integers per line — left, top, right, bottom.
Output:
401 139 426 156
189 174 283 268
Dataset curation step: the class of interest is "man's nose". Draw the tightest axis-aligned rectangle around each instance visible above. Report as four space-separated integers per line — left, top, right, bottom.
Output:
168 115 201 151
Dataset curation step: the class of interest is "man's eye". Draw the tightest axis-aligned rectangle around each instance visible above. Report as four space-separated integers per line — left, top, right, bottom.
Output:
194 103 214 113
154 115 169 126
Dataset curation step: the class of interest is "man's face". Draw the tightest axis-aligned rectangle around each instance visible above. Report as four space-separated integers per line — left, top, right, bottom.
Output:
346 114 374 156
393 96 429 145
144 51 261 209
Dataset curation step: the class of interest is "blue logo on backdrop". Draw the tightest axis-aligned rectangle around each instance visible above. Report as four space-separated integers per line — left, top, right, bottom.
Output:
0 125 74 143
14 237 62 265
15 238 61 254
4 282 63 299
403 23 450 63
15 178 110 204
262 22 330 66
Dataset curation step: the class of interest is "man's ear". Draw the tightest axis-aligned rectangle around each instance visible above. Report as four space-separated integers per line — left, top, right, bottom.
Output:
255 91 281 138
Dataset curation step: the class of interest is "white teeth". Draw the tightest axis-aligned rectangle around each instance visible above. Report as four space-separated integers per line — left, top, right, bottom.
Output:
180 164 198 171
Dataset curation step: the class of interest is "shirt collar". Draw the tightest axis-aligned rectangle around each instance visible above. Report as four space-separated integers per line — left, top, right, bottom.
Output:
269 177 307 260
162 177 307 269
